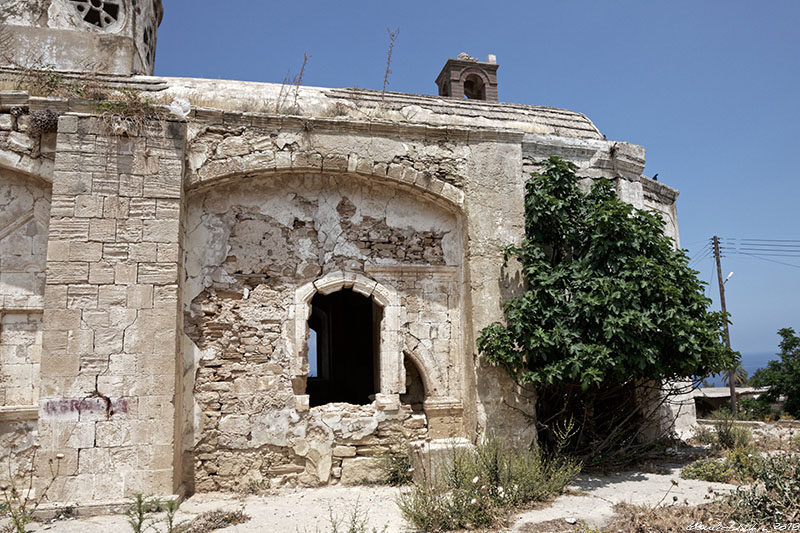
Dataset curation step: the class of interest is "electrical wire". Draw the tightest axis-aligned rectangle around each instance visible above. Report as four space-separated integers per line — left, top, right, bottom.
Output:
738 252 800 270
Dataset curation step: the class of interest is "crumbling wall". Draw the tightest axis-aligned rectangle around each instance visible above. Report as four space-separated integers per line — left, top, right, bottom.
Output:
183 173 461 490
0 137 50 489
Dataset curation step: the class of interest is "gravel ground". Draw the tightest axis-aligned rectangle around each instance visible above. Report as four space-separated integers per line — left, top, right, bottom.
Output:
9 465 738 533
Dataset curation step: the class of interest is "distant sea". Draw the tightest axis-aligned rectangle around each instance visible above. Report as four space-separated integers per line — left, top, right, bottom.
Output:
700 351 778 387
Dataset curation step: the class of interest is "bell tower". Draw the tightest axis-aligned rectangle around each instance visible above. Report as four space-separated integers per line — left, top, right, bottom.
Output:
0 0 163 76
436 52 499 102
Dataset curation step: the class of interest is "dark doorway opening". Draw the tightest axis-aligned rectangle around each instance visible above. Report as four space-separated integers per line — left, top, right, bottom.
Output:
400 354 426 412
306 289 381 407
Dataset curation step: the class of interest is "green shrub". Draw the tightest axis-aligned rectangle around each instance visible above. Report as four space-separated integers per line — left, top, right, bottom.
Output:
727 454 800 524
377 448 412 486
125 493 161 533
680 458 732 483
681 447 764 484
710 409 751 449
397 437 580 532
692 424 716 446
723 447 763 482
738 398 773 421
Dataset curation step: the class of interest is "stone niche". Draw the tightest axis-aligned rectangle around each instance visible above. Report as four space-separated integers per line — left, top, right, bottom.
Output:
182 172 464 490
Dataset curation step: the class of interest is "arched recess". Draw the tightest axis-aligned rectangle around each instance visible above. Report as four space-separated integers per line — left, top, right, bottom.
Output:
400 351 430 412
187 163 465 214
291 271 403 410
459 68 491 100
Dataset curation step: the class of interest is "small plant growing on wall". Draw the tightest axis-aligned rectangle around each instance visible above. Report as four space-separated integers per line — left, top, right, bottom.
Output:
95 88 164 136
1 444 64 533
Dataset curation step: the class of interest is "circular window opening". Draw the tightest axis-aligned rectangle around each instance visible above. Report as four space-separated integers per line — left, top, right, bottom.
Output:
70 0 124 30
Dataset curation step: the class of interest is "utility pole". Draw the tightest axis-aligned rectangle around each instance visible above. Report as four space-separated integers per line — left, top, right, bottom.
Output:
712 235 737 415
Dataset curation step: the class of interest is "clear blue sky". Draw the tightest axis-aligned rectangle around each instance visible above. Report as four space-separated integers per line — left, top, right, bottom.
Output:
155 1 800 371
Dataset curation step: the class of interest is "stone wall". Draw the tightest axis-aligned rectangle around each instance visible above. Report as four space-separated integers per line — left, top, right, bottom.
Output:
182 172 461 489
36 114 185 502
0 77 687 503
0 101 51 493
0 168 49 406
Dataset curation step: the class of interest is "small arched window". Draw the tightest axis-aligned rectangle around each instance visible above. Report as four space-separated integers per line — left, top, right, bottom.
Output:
463 74 486 100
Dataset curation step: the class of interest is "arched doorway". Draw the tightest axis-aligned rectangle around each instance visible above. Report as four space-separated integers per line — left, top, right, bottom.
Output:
306 289 382 406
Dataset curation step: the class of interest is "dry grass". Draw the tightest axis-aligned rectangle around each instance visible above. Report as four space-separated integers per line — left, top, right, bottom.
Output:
602 501 732 533
176 508 250 533
519 502 736 533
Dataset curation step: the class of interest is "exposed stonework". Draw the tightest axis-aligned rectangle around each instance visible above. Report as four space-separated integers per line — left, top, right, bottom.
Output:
0 2 689 506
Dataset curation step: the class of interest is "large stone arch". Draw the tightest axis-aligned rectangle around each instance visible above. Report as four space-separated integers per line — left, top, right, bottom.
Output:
182 166 466 488
187 162 465 214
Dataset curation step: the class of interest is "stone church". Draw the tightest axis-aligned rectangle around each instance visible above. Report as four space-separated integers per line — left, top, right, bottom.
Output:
0 0 688 505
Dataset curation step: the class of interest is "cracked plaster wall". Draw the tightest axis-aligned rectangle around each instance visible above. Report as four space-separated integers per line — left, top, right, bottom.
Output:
182 173 461 490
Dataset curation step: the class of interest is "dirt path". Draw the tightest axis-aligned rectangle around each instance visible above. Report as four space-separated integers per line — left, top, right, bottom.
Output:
17 466 737 533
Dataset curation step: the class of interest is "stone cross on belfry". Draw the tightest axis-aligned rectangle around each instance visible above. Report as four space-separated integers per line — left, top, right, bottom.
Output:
436 53 499 101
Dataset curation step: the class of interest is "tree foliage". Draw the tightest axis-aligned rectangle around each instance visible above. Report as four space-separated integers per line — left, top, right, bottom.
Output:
478 156 736 392
750 327 800 417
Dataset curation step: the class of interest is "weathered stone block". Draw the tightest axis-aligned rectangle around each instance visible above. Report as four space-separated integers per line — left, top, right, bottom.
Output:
129 243 158 262
138 263 178 285
68 241 103 262
103 197 129 219
219 414 250 435
49 219 89 241
332 446 357 458
98 285 127 307
66 284 98 309
52 170 92 195
116 219 143 243
88 262 115 284
143 219 179 243
58 115 78 134
143 173 181 199
129 198 157 219
127 285 153 309
73 195 103 218
88 219 117 242
46 263 88 284
119 174 144 197
339 457 383 486
46 241 70 262
114 263 138 284
103 243 129 261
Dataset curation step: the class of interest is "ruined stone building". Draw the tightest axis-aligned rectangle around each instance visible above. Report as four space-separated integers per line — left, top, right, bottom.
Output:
0 0 686 505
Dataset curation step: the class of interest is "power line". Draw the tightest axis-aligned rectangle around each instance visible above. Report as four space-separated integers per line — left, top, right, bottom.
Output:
736 238 800 243
738 252 800 270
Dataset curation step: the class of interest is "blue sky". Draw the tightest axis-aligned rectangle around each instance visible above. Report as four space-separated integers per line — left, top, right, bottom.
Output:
155 1 800 371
